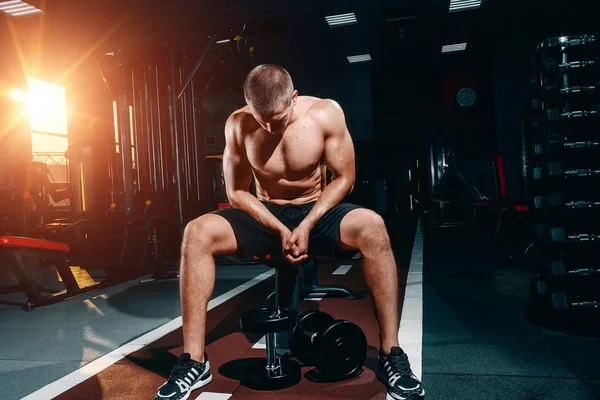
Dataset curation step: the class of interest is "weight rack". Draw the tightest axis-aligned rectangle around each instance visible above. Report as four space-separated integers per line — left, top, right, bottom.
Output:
527 33 600 326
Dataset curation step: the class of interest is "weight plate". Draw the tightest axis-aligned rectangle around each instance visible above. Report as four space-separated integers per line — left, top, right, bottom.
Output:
239 307 297 334
240 358 301 390
290 310 335 366
316 320 367 380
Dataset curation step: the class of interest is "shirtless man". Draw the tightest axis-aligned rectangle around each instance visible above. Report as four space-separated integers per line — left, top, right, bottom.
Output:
154 65 425 400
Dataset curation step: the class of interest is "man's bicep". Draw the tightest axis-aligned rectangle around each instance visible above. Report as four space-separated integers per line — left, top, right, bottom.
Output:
324 130 355 182
322 102 355 182
223 120 252 195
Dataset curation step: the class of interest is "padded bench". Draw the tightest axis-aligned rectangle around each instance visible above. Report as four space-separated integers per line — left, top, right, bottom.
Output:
0 236 92 310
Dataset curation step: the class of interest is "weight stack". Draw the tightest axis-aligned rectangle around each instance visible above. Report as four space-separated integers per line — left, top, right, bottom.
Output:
526 34 600 326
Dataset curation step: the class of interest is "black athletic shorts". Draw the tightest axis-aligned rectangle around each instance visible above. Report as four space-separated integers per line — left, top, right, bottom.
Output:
212 202 363 260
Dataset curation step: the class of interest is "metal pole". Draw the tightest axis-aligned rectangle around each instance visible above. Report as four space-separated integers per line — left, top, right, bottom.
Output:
177 34 218 99
180 67 191 202
155 64 166 192
116 48 134 216
191 81 201 201
131 69 142 195
170 44 185 232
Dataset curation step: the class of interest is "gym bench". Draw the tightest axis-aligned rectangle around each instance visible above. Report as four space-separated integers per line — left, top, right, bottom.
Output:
0 236 102 310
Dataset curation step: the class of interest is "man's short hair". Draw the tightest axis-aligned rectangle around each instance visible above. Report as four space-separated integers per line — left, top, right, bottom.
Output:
244 64 294 117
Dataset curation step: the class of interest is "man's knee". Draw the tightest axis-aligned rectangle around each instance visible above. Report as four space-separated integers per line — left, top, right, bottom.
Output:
344 209 389 248
183 214 226 254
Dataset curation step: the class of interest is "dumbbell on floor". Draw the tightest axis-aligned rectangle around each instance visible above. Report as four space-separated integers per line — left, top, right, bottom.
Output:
290 310 367 382
239 307 301 390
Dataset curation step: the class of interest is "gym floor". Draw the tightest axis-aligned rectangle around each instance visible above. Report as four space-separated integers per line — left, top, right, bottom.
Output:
1 217 599 400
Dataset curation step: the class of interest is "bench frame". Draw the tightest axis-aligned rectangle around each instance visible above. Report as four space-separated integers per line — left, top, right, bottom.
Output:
0 236 103 310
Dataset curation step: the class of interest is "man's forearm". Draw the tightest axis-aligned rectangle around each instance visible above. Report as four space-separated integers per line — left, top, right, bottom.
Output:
301 177 353 229
229 191 286 233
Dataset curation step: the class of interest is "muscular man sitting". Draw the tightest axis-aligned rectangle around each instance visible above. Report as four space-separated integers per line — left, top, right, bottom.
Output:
155 64 425 400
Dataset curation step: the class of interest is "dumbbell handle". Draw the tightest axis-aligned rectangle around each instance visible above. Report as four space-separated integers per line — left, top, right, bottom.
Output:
572 301 600 308
567 201 600 209
561 109 598 119
564 141 600 150
567 233 600 241
560 60 597 71
568 268 600 275
303 328 319 344
565 169 600 177
561 85 597 94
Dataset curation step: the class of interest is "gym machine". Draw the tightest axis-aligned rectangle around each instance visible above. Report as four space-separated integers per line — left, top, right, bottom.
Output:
526 33 600 327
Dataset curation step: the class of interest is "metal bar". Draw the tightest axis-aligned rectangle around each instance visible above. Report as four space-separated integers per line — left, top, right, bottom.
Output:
131 69 142 195
143 66 157 191
265 333 277 370
179 67 189 202
170 44 185 232
191 80 201 201
155 64 166 192
177 34 218 99
116 49 134 216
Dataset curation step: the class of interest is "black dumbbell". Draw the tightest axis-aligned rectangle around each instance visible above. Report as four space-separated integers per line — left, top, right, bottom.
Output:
533 193 600 213
540 226 600 243
530 278 600 311
239 307 301 390
542 260 600 278
531 162 600 181
544 106 599 122
533 135 600 158
290 310 367 382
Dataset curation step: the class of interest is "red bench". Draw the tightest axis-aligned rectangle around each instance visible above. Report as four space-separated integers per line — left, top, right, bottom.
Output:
0 236 88 310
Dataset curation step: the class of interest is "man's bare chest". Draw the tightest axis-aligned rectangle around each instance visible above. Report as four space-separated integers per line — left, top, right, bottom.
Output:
244 128 324 181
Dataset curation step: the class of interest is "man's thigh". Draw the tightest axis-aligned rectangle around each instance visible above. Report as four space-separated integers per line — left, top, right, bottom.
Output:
212 208 280 259
309 203 364 259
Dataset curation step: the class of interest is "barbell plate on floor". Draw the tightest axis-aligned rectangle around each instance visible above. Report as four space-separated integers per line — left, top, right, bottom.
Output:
290 310 335 367
241 358 301 390
316 320 368 381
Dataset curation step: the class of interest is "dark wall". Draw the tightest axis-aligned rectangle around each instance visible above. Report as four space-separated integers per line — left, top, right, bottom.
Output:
294 65 374 142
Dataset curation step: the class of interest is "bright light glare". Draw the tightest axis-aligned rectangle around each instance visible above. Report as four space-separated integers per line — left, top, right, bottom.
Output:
31 132 68 153
10 88 28 103
28 78 69 135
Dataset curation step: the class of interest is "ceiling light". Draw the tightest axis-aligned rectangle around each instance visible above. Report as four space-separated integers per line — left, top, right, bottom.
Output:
326 13 357 27
347 54 371 63
442 43 467 53
449 0 482 12
216 39 231 44
0 0 42 17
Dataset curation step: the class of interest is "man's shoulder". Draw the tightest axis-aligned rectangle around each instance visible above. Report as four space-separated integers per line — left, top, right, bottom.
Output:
305 98 342 117
226 107 257 138
304 98 344 130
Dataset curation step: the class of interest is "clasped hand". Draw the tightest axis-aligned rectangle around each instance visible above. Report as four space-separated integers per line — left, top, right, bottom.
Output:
280 224 310 265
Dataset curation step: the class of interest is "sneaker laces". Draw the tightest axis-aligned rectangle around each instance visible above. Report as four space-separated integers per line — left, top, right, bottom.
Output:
389 352 413 377
169 360 193 384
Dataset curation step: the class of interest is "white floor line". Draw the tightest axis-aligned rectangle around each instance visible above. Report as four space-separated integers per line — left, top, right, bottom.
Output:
399 218 424 381
332 264 353 275
252 336 267 349
197 392 232 399
21 269 276 400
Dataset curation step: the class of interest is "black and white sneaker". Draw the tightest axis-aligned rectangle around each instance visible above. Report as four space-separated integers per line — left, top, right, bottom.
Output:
154 353 212 400
377 347 425 400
